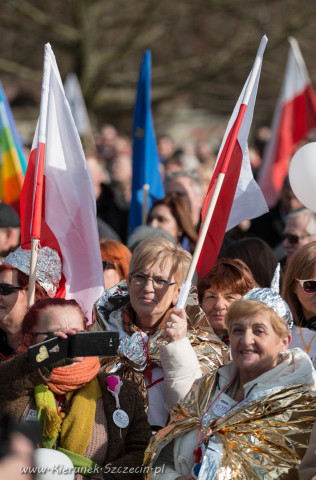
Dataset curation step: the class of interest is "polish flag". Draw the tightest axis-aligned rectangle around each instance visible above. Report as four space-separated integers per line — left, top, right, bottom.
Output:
20 44 104 321
258 37 316 207
196 37 268 279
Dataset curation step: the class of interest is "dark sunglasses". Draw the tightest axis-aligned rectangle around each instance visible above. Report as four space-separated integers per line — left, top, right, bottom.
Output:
0 283 24 296
102 261 116 271
296 279 316 295
282 233 309 244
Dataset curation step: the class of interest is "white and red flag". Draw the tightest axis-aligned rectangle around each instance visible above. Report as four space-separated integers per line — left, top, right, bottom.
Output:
258 37 316 207
194 37 269 279
176 37 269 307
20 43 104 321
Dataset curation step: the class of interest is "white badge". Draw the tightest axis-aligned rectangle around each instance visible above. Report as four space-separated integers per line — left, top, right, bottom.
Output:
212 393 236 417
26 409 38 422
113 409 129 428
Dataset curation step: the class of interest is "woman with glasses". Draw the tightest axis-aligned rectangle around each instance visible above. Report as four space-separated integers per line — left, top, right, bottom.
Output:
93 236 229 432
0 246 61 361
282 241 316 368
100 239 131 290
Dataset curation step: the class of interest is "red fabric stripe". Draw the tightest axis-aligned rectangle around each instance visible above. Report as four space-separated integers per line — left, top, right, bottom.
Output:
30 142 45 239
271 84 316 196
146 376 164 390
197 117 243 278
20 147 66 297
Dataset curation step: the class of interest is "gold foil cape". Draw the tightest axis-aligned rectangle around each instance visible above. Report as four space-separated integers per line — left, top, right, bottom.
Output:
144 371 316 479
92 282 229 408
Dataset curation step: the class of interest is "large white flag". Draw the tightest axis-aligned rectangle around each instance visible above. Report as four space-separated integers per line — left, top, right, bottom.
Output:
20 44 104 321
195 36 269 279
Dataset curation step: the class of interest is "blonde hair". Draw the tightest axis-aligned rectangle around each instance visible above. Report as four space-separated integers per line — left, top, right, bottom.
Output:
225 299 290 338
129 236 191 285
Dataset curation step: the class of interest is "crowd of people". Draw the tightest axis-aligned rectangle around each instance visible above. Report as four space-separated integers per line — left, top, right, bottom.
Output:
1 121 316 480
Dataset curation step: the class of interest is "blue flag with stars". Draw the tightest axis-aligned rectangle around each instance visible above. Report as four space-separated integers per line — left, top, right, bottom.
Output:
128 50 164 235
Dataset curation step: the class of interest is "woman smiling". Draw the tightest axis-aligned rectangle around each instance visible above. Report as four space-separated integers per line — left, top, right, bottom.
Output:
144 269 316 479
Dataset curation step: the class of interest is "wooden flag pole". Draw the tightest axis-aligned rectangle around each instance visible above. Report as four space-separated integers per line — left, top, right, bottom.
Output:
176 35 268 309
142 184 150 225
27 238 39 307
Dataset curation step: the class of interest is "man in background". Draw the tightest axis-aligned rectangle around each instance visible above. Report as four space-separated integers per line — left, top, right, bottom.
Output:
282 207 316 262
247 175 303 260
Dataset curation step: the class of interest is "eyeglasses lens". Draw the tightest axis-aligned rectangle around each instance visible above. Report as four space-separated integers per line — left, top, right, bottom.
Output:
132 274 167 290
0 284 18 295
303 281 316 294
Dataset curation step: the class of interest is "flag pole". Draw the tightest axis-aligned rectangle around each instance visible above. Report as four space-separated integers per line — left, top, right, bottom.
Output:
288 37 309 75
176 35 268 309
27 44 51 308
142 184 150 225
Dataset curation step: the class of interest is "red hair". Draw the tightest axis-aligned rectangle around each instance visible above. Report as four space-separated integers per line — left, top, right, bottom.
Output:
21 297 88 336
100 239 131 281
197 258 258 304
0 265 47 300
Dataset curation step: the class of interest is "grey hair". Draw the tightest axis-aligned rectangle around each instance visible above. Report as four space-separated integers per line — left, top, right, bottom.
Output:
286 207 316 236
165 170 202 196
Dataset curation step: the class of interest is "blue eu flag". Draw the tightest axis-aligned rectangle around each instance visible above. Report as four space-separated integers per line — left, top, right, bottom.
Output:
128 50 164 235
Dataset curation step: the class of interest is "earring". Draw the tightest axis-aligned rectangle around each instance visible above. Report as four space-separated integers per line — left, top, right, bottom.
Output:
279 352 285 361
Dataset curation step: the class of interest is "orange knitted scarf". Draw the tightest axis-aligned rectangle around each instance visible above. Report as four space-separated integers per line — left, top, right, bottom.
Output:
47 357 100 394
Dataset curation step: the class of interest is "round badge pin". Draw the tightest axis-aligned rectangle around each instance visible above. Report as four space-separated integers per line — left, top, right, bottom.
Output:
113 409 129 428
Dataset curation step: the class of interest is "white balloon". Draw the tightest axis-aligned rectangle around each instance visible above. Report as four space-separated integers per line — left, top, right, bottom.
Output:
34 448 75 480
289 142 316 212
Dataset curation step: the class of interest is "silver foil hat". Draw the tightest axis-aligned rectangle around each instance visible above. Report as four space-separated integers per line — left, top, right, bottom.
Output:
3 246 62 298
242 264 294 331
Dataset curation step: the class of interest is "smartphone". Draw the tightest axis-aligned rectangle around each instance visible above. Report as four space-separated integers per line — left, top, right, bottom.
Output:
28 331 119 369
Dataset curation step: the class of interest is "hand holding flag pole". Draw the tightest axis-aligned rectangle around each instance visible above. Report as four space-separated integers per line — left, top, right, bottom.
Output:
27 45 51 308
176 35 268 309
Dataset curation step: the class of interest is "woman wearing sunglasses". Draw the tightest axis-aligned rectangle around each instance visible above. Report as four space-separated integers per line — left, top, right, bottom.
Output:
0 246 61 361
282 241 316 368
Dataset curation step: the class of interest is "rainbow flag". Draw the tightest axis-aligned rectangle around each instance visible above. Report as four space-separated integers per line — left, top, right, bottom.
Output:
0 82 27 214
